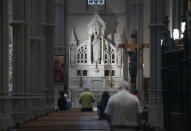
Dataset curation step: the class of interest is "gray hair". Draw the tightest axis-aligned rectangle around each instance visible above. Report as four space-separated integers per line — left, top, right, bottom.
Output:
119 80 131 91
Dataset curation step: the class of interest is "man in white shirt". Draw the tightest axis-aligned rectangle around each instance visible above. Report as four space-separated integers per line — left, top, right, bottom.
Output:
105 80 142 131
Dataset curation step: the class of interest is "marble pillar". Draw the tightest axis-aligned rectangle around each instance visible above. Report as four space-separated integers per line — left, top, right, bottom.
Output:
11 0 32 122
0 0 13 129
148 0 167 129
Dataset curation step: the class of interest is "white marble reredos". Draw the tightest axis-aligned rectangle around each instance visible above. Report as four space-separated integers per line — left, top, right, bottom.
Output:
69 14 124 106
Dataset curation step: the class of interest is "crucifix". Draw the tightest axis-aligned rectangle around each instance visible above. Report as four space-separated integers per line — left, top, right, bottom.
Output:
118 30 149 91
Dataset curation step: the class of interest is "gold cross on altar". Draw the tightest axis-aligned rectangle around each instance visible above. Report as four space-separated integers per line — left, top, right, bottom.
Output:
118 30 149 52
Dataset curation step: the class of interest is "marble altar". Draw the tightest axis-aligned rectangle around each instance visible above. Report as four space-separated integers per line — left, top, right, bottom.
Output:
69 15 125 106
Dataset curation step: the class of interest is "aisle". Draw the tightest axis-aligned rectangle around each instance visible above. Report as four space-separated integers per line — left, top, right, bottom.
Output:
12 108 110 131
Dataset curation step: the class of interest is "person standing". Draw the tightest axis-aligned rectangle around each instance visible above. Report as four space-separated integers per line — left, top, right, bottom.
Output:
105 80 142 131
79 88 95 112
97 91 110 120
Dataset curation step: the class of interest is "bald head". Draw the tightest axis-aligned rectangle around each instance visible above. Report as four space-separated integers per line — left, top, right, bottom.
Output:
119 80 131 91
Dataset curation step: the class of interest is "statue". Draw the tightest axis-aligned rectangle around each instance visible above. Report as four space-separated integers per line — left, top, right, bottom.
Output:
92 35 101 63
117 49 122 66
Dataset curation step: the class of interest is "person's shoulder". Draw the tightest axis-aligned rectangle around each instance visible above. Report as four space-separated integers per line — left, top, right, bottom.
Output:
88 91 94 96
108 93 117 101
81 91 92 96
129 93 140 103
80 92 85 96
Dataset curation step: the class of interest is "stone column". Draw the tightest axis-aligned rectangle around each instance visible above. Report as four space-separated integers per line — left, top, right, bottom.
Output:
11 0 32 122
54 0 65 106
39 0 49 113
148 0 167 129
54 0 65 56
0 0 13 129
41 0 55 112
30 0 44 116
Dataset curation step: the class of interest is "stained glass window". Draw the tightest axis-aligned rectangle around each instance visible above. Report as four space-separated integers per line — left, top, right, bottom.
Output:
87 0 106 12
88 0 105 5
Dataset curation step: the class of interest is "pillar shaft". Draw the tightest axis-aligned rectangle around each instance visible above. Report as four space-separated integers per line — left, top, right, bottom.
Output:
11 0 32 122
41 0 55 112
148 0 167 128
53 0 65 106
0 0 13 129
31 0 55 115
30 0 44 116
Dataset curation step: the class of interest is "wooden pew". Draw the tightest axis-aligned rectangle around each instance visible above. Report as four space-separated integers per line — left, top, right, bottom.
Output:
11 108 110 131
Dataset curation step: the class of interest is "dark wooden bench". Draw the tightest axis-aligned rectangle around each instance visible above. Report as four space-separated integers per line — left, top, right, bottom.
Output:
11 108 110 131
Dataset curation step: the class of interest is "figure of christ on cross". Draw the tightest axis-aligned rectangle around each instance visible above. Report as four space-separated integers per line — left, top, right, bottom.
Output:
118 30 149 92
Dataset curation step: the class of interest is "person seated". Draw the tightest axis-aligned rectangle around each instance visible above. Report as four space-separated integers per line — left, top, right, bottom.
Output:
97 91 110 120
66 98 72 110
79 88 95 112
57 91 67 110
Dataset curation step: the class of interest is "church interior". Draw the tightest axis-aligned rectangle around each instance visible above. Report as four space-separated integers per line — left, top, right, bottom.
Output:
0 0 191 131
